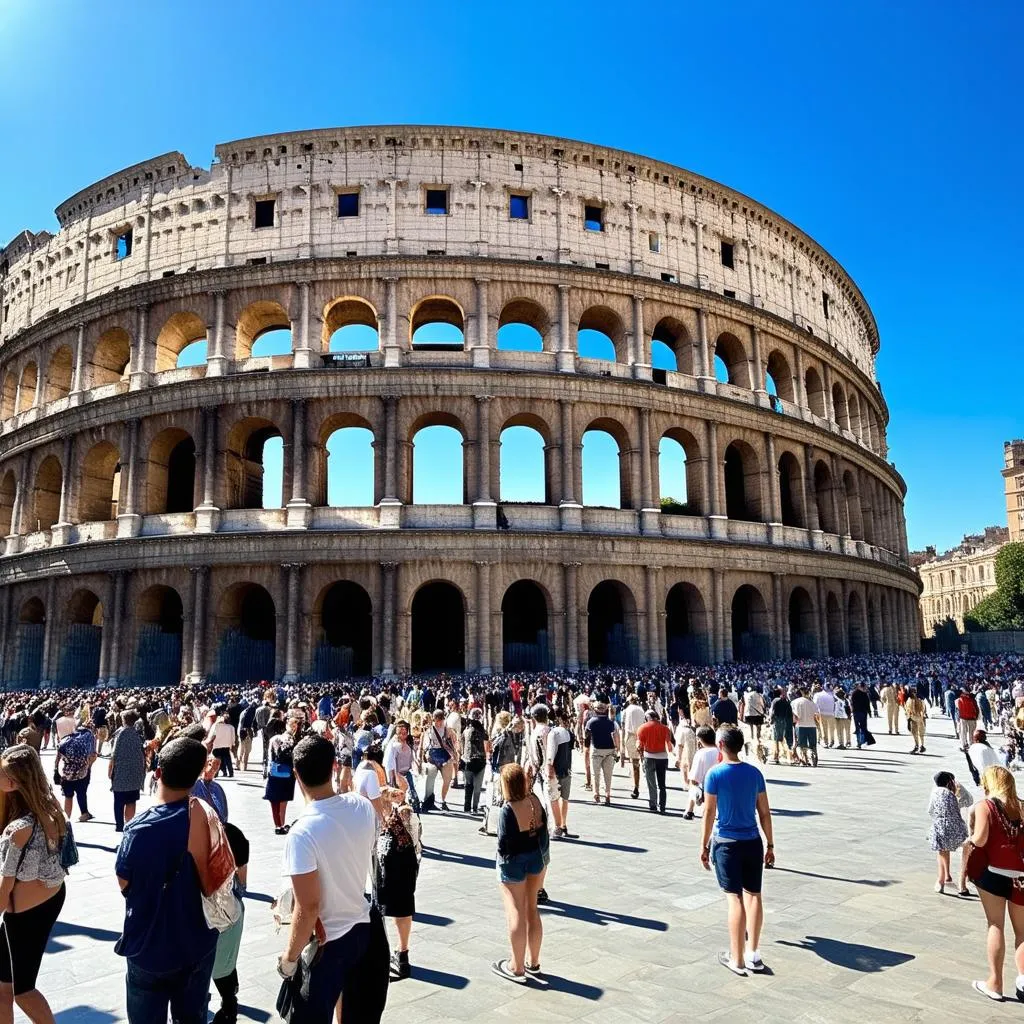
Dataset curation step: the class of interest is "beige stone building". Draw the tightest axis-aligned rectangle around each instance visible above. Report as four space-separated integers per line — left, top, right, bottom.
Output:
916 526 1008 634
0 126 919 686
1005 440 1024 543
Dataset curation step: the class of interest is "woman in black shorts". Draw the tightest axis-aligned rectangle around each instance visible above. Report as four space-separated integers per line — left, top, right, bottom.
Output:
0 744 71 1023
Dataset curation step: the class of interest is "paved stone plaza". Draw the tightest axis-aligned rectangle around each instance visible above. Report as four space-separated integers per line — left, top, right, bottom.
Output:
25 715 1024 1024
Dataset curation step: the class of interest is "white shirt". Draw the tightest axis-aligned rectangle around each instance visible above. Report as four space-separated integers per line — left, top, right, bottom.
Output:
689 746 720 787
54 716 77 740
968 742 1000 773
529 723 551 769
283 794 377 941
813 692 836 717
621 704 645 735
353 762 382 801
546 725 572 770
445 711 462 736
742 692 765 718
792 697 818 728
207 721 236 749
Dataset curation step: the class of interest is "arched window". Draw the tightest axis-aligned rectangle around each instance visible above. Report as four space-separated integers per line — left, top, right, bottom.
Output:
804 367 825 417
731 584 769 662
236 300 292 360
411 581 465 672
665 582 708 664
225 418 284 509
315 581 373 678
765 350 794 407
659 428 703 515
411 298 465 350
789 587 817 658
411 422 465 503
80 441 121 521
714 333 749 388
15 363 37 413
826 591 844 656
156 312 207 372
1 374 16 419
12 597 45 690
778 452 804 528
848 590 867 653
497 299 548 352
45 347 73 403
31 456 61 532
145 429 196 514
577 306 624 362
499 423 548 503
90 327 132 386
134 585 184 686
0 471 15 536
832 382 849 430
326 426 375 506
216 583 277 684
650 318 691 374
324 298 380 352
587 580 637 666
582 425 626 508
813 460 838 534
501 580 550 671
724 441 762 521
60 589 103 687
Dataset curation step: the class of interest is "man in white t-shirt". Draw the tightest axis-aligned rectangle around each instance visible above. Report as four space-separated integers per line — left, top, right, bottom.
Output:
812 687 837 749
54 710 77 742
791 690 819 767
684 726 720 820
620 695 646 799
353 752 386 821
278 735 390 1022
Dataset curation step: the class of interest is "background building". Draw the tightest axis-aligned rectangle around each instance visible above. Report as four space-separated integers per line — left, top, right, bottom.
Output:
1005 440 1024 543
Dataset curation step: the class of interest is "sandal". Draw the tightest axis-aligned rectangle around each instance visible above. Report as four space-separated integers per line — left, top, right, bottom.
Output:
492 959 527 984
972 980 1003 1001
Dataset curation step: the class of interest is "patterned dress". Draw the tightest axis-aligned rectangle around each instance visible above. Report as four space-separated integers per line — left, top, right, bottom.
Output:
928 786 969 851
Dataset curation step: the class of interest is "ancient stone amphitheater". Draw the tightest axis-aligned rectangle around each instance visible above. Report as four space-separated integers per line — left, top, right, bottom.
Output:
0 126 919 687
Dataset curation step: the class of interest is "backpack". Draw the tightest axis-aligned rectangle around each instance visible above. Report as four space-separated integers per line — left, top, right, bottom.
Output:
189 797 242 933
552 731 574 778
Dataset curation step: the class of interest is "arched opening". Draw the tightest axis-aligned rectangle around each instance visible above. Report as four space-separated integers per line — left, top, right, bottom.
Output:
91 327 132 387
714 333 749 388
583 420 629 509
60 588 103 687
80 441 121 522
225 418 284 510
651 317 692 375
813 460 838 534
16 363 37 413
315 581 372 679
804 367 825 417
826 591 844 656
832 383 849 430
11 597 45 690
765 350 794 405
410 420 465 504
497 299 548 352
325 425 375 507
778 452 804 528
577 306 624 362
411 297 465 350
848 391 862 439
411 581 465 673
665 582 708 664
134 585 183 686
843 470 863 540
731 584 770 662
587 580 637 667
145 429 196 514
236 301 291 360
788 587 817 658
156 311 207 372
848 590 866 654
724 441 762 522
324 297 380 353
501 580 550 671
0 472 15 536
659 427 703 515
1 374 17 419
31 455 62 532
216 583 277 684
45 347 73 403
499 423 548 504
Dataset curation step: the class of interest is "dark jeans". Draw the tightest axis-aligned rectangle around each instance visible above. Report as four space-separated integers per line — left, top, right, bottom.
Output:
213 747 234 777
401 770 422 815
60 775 90 815
853 711 869 746
113 789 139 832
125 947 216 1024
463 765 485 812
644 758 668 811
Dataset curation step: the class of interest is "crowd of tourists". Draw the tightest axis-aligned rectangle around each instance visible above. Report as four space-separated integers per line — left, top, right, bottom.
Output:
0 650 1023 1020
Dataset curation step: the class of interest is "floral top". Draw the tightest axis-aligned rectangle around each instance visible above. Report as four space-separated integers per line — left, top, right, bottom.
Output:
0 814 67 888
110 726 147 792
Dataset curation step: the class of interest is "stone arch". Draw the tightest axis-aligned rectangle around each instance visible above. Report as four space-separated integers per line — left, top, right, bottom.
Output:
501 579 551 671
0 373 16 419
11 596 45 689
319 413 375 508
215 582 277 684
323 297 380 352
144 428 196 514
724 440 763 522
847 391 862 439
79 441 121 522
314 580 373 679
714 332 749 387
408 412 468 504
0 471 15 536
826 590 844 656
16 362 37 414
842 470 863 540
659 427 704 515
500 414 553 505
765 349 794 403
134 585 184 686
225 416 284 510
31 455 62 532
60 588 103 688
411 296 465 349
804 366 825 417
582 416 633 510
497 298 551 352
411 580 466 673
813 459 838 534
578 305 626 362
587 579 638 667
832 381 849 430
45 346 73 403
778 451 805 528
788 586 817 658
731 583 770 662
235 299 291 360
90 327 132 387
665 582 709 665
848 589 867 653
650 317 692 375
156 311 207 372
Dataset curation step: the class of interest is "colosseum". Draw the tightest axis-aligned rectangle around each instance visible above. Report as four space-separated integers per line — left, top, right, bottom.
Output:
0 126 919 688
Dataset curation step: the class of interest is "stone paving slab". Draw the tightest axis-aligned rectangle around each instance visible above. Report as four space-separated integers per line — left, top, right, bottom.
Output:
21 713 1024 1023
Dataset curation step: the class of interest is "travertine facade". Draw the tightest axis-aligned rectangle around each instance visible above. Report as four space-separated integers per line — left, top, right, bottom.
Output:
917 527 1008 634
0 126 918 686
1005 440 1024 544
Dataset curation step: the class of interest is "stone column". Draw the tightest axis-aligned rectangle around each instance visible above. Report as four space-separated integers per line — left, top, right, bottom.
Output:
0 586 11 686
559 398 582 531
378 394 402 527
804 443 821 538
816 577 830 657
473 396 496 529
696 307 712 388
639 408 658 534
109 570 127 684
632 294 650 380
380 561 398 675
40 577 57 686
293 281 316 368
196 408 220 533
751 325 766 398
471 278 491 368
69 322 87 406
283 562 303 682
706 420 726 539
188 566 209 683
712 568 726 663
97 574 114 683
286 399 312 529
116 419 142 537
206 290 229 376
6 474 25 553
383 276 402 368
772 573 787 660
765 432 782 536
476 560 493 674
645 564 661 666
129 304 151 390
794 347 808 419
822 363 836 424
52 436 75 546
556 284 574 373
829 453 844 538
562 562 580 671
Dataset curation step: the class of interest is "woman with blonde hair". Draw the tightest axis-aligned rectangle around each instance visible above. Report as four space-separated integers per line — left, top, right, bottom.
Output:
0 744 71 1024
967 765 1024 1001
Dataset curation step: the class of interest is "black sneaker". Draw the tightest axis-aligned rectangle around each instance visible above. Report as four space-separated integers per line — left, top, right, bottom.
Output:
683 811 694 820
537 887 549 904
390 950 410 980
631 789 639 799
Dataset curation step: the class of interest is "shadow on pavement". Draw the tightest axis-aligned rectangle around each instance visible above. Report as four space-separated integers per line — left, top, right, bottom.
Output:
47 919 121 952
238 1006 272 1021
558 837 646 853
773 867 897 888
410 966 470 988
540 899 668 931
415 912 454 926
75 841 119 853
244 890 275 904
777 935 914 971
54 1009 120 1023
771 809 823 818
540 973 603 999
422 847 494 870
766 779 810 787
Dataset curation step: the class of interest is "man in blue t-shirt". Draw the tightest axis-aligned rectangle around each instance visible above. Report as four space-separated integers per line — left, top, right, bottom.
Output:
115 737 217 1024
699 726 775 978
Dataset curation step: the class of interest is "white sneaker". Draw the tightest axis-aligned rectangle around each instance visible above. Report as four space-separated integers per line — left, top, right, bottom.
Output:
746 951 765 973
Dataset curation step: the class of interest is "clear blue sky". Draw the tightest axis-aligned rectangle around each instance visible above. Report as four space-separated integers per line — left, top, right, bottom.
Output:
1 0 1020 551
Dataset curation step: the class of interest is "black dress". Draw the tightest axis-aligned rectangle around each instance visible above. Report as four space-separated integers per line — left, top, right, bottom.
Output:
373 809 419 918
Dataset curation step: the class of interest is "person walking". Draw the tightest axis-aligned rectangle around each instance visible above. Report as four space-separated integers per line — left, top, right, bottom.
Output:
957 690 981 751
905 690 928 754
420 709 458 813
108 709 147 833
812 687 836 749
55 722 96 823
880 682 900 735
461 709 489 815
699 726 775 976
264 715 300 835
585 702 620 806
791 689 819 767
373 787 421 982
637 710 674 814
850 682 873 749
928 770 969 894
206 710 237 778
768 687 795 765
620 695 645 800
833 688 852 749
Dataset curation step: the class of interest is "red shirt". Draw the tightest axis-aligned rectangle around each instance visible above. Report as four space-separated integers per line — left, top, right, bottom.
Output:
636 721 673 756
957 694 979 720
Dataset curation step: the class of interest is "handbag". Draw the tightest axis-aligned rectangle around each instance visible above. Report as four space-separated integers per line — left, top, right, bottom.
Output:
189 797 242 933
427 726 451 768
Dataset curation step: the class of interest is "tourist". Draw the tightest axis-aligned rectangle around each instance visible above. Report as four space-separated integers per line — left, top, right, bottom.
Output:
620 694 645 799
967 729 1001 777
114 737 217 1024
928 771 969 894
421 708 458 813
237 699 257 773
812 686 836 749
586 701 620 806
700 726 775 976
833 688 852 749
684 726 719 821
637 709 674 814
711 686 739 728
0 745 70 1024
850 682 873 748
373 786 421 982
880 681 900 735
545 711 575 837
92 700 110 758
55 721 96 823
278 735 389 1023
675 716 697 787
492 763 550 984
210 817 249 1024
383 719 420 814
768 687 795 765
461 709 489 815
354 744 388 821
957 689 981 751
108 709 147 833
905 689 928 754
525 704 551 793
791 689 819 767
575 694 594 791
739 686 766 747
482 712 522 836
254 694 275 778
192 753 229 824
264 715 300 835
966 766 1024 1002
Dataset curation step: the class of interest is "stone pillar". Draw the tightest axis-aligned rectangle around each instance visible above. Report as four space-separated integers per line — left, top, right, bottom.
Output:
829 453 843 538
556 284 574 373
794 347 808 419
765 432 782 536
639 408 658 534
6 474 25 553
0 586 11 686
206 290 229 376
97 574 114 683
188 566 209 684
108 570 127 684
293 281 316 369
283 562 303 682
751 325 766 397
559 398 581 531
706 420 726 539
196 408 220 532
129 304 151 389
378 394 402 527
712 569 726 664
472 395 496 529
475 560 493 674
632 294 650 380
286 399 312 529
822 363 836 424
772 573 787 660
645 564 661 666
117 419 143 537
69 322 87 406
383 276 402 368
816 577 830 657
471 278 491 368
40 577 57 686
380 561 398 675
52 436 74 545
804 443 821 537
696 307 713 388
562 562 580 671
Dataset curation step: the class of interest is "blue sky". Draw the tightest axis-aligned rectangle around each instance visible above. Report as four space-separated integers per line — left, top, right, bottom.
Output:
1 0 1020 550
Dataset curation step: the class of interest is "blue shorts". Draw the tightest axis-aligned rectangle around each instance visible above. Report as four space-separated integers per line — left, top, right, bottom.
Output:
796 726 817 750
497 849 548 884
711 838 764 894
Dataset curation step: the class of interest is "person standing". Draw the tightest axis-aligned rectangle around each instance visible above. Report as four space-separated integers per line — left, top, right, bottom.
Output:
373 787 421 982
108 710 147 833
637 710 674 814
928 771 969 894
461 709 489 815
850 682 873 749
812 687 836 749
905 690 928 754
768 687 795 765
55 722 96 822
237 700 257 773
699 726 775 976
206 711 237 779
880 682 900 735
545 712 575 838
790 690 819 767
585 702 619 806
383 720 420 815
620 695 645 800
957 690 980 751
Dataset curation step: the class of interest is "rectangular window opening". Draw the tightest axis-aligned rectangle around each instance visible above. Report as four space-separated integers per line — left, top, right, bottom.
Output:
723 288 736 299
584 204 604 232
720 241 734 269
509 194 530 220
822 291 830 319
661 272 677 283
115 229 133 261
425 188 449 215
595 261 610 270
648 232 660 253
337 191 359 218
254 199 276 229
